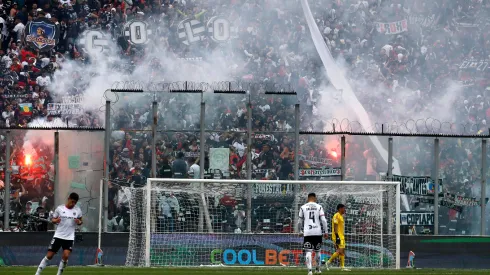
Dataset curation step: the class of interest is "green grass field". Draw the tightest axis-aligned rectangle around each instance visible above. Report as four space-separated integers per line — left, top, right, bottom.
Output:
1 267 489 275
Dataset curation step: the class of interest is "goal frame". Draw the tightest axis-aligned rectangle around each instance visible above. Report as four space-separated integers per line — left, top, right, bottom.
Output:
143 178 401 269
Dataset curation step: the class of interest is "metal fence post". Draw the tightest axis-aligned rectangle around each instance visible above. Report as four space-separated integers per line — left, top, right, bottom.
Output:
387 137 393 235
293 103 300 232
151 101 157 178
433 138 440 235
199 100 205 232
341 136 346 181
481 139 487 236
199 101 205 179
294 104 300 181
54 131 60 209
246 97 252 233
3 131 11 230
103 100 111 233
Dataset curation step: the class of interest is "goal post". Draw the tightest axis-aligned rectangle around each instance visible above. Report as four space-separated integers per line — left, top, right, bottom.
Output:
125 178 401 269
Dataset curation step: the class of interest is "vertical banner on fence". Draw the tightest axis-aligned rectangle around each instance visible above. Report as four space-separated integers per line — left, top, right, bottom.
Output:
376 19 408 35
209 148 230 174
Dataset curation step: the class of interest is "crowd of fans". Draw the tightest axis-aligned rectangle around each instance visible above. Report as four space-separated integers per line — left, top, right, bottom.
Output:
1 0 489 234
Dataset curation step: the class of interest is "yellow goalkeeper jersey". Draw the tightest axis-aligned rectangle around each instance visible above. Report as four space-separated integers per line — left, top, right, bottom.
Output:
332 212 345 239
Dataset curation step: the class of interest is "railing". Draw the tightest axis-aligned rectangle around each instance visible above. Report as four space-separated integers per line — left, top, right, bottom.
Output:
0 81 489 236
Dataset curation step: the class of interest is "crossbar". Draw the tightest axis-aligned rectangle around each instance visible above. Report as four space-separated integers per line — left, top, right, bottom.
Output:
147 178 400 186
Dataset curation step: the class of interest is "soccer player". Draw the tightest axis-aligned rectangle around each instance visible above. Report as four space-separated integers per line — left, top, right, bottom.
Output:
298 193 328 275
326 203 350 271
35 193 82 275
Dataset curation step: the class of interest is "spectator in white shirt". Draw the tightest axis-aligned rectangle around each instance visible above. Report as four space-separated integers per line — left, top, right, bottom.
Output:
187 158 200 179
2 105 15 121
36 72 51 87
13 19 25 42
232 140 246 158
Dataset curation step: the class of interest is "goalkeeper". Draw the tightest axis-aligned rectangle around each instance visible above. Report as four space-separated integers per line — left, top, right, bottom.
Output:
326 204 350 271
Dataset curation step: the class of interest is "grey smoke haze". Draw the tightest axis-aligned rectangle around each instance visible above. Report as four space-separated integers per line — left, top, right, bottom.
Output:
10 0 486 236
24 0 475 156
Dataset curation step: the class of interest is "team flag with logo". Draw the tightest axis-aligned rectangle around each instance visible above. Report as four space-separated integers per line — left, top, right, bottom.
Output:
20 103 33 116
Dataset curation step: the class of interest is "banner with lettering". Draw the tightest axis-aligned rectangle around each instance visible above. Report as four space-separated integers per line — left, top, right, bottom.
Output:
298 155 332 167
407 14 438 28
298 168 341 177
400 212 434 226
61 95 84 104
47 103 83 115
172 151 200 158
442 193 488 207
384 175 443 196
418 197 461 212
2 94 30 99
459 59 489 73
252 134 276 141
253 183 294 196
375 19 408 35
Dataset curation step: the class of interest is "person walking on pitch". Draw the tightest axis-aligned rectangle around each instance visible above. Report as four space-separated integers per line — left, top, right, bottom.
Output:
298 193 329 275
326 203 350 271
35 193 83 275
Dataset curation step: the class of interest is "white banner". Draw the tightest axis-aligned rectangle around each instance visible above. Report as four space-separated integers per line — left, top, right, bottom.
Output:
298 154 332 166
61 95 84 104
47 103 83 115
407 14 437 28
375 19 408 35
209 148 230 173
400 212 434 226
388 175 443 196
253 183 294 196
178 19 206 46
252 134 276 141
459 59 489 72
298 168 341 177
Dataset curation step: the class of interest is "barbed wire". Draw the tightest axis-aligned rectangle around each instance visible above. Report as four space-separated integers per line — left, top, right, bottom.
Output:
3 80 485 136
317 118 490 137
101 81 296 115
111 81 296 94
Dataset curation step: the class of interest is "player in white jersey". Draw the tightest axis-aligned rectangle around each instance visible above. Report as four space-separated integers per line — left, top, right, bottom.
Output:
35 193 82 275
298 193 328 275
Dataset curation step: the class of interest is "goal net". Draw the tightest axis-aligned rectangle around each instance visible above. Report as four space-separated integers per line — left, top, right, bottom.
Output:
124 179 400 269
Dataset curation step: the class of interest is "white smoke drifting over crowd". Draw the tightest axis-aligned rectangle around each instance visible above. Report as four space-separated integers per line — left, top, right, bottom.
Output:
8 0 488 235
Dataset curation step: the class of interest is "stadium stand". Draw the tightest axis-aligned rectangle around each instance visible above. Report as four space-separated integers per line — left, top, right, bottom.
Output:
0 0 489 234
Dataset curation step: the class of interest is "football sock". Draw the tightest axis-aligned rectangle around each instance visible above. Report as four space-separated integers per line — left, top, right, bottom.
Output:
35 257 49 275
315 251 322 269
56 260 67 275
328 252 339 263
305 251 312 270
340 255 345 268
